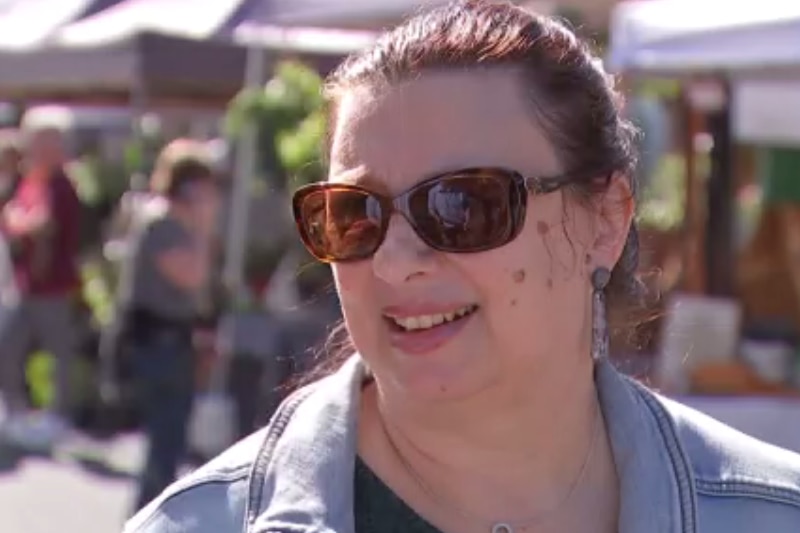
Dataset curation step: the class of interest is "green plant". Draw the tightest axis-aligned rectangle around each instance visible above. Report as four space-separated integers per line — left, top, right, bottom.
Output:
26 351 53 408
81 260 116 327
634 78 682 100
26 351 93 409
226 60 326 189
637 154 688 232
278 108 326 191
224 60 328 305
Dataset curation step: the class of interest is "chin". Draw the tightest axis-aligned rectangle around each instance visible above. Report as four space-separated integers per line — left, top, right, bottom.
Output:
378 346 493 403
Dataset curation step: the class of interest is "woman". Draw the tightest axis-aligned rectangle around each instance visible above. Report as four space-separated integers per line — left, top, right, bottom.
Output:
119 141 219 512
125 2 800 532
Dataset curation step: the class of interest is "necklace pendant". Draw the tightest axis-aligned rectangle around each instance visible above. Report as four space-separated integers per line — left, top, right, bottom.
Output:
491 523 513 533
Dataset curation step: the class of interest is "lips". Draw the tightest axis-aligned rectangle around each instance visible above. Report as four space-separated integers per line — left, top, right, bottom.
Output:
383 304 479 355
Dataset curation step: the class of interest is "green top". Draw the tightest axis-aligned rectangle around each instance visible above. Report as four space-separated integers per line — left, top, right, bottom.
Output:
354 456 444 533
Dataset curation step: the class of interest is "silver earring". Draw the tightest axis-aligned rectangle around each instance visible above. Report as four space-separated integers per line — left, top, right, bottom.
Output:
591 267 611 362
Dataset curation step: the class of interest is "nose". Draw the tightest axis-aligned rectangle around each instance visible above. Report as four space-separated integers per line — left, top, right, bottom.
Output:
372 214 438 285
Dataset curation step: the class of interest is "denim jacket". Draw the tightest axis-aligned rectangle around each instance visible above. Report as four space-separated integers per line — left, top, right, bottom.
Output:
125 356 800 533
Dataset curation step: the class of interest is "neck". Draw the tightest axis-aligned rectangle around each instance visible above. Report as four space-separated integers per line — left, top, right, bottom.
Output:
372 351 603 521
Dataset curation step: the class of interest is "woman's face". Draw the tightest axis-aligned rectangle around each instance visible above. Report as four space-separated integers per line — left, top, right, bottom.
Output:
329 69 630 402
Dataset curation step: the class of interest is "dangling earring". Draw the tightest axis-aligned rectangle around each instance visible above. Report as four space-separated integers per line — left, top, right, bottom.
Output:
591 267 611 362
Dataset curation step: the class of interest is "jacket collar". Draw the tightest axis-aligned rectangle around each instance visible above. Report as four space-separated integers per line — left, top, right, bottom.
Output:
596 360 697 533
255 357 696 533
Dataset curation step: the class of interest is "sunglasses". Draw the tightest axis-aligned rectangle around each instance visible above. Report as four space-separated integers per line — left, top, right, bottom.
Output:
292 167 570 263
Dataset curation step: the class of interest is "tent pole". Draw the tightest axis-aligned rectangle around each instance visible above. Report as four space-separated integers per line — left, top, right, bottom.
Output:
680 84 707 294
223 43 267 305
129 65 152 184
705 79 734 296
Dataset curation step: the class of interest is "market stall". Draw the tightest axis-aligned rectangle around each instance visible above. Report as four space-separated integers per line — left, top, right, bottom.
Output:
0 31 249 108
0 0 375 108
609 0 800 451
608 0 800 74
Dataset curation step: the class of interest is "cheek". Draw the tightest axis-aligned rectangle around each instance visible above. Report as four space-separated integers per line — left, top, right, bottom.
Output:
501 221 592 346
466 222 568 324
333 263 372 307
333 263 378 335
451 242 548 314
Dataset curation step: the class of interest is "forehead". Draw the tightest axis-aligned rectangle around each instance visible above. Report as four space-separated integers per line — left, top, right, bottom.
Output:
328 68 560 190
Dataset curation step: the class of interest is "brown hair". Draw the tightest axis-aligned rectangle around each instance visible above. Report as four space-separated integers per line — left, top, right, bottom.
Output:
299 0 643 383
150 139 215 199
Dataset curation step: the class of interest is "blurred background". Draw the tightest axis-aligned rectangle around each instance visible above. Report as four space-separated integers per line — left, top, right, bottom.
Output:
0 0 800 531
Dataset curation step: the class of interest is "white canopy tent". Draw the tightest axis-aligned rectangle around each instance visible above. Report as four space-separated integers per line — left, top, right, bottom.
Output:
609 0 800 144
50 0 244 45
607 0 800 74
243 0 448 28
233 24 376 55
0 0 117 49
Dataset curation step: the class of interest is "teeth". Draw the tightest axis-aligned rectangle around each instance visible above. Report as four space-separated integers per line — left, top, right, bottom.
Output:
390 305 476 331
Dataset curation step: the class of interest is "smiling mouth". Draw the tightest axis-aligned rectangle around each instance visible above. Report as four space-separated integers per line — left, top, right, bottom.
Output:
385 304 479 332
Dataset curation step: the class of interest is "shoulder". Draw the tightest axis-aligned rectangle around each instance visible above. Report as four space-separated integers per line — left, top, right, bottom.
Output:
123 430 265 533
139 215 189 248
145 214 180 234
652 391 800 524
657 394 800 491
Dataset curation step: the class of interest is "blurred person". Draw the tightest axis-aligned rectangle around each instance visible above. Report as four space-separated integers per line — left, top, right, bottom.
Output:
0 131 22 363
117 140 219 512
0 130 22 206
218 298 281 442
0 131 25 272
0 124 81 450
126 2 800 533
104 171 167 264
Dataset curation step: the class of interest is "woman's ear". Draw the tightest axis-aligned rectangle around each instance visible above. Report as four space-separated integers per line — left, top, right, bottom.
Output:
591 174 634 269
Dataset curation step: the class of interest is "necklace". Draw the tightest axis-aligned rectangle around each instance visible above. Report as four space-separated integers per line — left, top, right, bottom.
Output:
379 400 602 533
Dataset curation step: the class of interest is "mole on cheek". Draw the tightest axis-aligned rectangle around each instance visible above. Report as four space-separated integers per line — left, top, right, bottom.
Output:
510 299 517 306
536 221 549 235
512 269 526 283
546 278 554 290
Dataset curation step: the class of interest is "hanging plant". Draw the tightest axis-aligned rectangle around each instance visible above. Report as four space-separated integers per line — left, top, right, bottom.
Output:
226 60 326 189
225 60 330 296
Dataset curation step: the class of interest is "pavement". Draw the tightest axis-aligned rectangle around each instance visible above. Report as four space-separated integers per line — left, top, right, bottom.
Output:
0 433 146 533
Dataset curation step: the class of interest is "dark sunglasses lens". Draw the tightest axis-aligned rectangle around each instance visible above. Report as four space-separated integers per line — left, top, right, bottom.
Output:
297 188 384 261
411 174 514 251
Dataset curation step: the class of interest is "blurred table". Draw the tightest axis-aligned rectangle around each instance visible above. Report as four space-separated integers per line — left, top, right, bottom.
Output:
680 396 800 453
